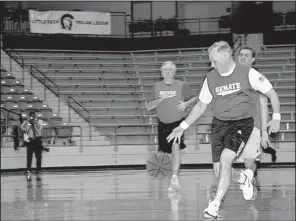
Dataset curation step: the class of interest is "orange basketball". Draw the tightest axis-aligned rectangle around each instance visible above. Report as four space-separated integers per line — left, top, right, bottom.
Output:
146 152 173 179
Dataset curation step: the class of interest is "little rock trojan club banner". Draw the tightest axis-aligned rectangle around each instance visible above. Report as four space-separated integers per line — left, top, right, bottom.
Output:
29 10 111 35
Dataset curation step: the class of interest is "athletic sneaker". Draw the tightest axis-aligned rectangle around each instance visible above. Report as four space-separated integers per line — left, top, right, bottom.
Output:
207 188 225 204
36 171 42 181
26 171 32 182
168 190 180 212
239 169 254 200
241 178 257 200
204 201 220 219
168 175 180 192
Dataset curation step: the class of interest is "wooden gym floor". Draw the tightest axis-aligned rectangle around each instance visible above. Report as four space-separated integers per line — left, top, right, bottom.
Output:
1 168 295 220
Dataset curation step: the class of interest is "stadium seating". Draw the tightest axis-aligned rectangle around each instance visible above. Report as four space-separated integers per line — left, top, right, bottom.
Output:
4 44 295 147
1 68 74 148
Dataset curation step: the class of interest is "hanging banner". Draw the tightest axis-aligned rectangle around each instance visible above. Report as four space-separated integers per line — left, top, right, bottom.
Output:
29 10 111 35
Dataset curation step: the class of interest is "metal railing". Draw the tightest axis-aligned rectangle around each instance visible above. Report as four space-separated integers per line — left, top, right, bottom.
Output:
2 9 231 38
233 35 242 56
126 17 230 38
29 65 60 114
68 96 91 140
43 125 83 151
2 8 295 39
1 120 83 151
2 47 25 82
1 107 22 150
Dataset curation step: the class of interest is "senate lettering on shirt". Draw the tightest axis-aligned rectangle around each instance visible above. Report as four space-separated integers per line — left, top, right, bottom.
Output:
215 83 241 96
159 91 177 98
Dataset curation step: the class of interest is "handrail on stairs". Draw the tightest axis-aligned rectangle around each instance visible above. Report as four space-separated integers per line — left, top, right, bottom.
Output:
29 65 61 114
67 96 92 141
2 47 25 84
1 122 83 152
43 125 83 151
1 106 22 150
233 35 243 56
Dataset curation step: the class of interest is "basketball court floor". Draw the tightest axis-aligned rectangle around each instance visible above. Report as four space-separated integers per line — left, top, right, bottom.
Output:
1 168 295 220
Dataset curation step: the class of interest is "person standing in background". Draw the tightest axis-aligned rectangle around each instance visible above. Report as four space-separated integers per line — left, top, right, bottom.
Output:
146 61 197 192
21 111 45 182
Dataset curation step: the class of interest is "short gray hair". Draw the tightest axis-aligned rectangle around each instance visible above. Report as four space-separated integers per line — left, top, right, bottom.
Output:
208 41 233 55
161 61 177 72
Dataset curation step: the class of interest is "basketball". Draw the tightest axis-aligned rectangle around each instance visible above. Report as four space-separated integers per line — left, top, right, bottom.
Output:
146 152 173 179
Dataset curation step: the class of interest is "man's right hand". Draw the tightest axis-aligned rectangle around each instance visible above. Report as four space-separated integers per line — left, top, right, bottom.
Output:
159 92 170 101
146 93 169 111
166 126 185 144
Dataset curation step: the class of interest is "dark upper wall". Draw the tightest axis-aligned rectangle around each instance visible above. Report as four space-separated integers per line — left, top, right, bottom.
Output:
10 1 295 21
2 33 233 51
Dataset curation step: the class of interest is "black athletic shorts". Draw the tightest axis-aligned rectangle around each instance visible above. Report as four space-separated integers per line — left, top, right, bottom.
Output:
158 118 186 154
211 117 254 162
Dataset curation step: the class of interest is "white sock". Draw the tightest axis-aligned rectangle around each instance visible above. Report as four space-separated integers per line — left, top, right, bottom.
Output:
238 172 247 184
212 199 221 207
238 169 254 184
172 175 178 179
244 169 254 183
245 169 254 178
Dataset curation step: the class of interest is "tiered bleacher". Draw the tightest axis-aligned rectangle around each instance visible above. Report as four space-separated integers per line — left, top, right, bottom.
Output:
4 44 295 150
1 66 74 149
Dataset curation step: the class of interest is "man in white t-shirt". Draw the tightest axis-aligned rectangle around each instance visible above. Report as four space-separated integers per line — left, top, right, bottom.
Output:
167 41 281 219
236 47 277 175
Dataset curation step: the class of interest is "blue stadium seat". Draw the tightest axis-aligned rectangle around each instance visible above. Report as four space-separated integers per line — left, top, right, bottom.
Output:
16 94 32 103
21 89 33 96
31 96 43 108
6 88 18 96
55 122 72 139
39 104 52 115
2 95 15 103
1 79 14 86
41 121 53 140
1 80 11 89
25 103 38 112
18 100 29 112
2 101 16 110
36 111 52 121
20 112 28 121
50 113 63 125
0 72 15 80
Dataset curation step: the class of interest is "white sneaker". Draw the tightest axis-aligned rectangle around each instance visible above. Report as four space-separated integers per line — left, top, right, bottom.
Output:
241 178 257 200
203 201 220 219
207 188 226 204
168 175 180 192
168 191 180 212
251 178 258 200
239 169 254 200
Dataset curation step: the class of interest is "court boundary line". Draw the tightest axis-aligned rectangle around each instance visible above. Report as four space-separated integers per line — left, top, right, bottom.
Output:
1 162 295 174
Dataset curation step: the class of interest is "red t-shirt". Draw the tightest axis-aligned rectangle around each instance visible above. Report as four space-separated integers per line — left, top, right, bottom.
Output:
148 79 195 123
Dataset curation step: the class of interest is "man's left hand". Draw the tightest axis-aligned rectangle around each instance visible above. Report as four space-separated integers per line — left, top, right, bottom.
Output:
267 119 280 134
177 101 188 112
